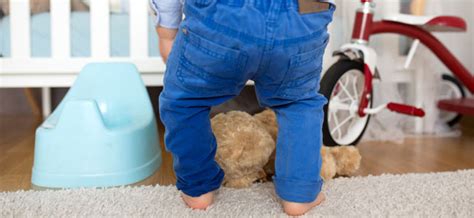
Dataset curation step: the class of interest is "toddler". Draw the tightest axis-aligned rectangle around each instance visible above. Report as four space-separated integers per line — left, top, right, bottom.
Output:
151 0 334 215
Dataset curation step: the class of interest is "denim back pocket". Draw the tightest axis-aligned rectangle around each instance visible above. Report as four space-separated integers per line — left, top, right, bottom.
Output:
276 39 328 99
176 27 248 96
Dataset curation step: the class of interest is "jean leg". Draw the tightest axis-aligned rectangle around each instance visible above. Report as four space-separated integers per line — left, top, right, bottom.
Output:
159 84 243 197
270 95 327 203
158 23 248 197
254 38 329 202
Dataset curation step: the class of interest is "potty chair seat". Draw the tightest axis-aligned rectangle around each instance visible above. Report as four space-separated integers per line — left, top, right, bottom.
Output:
32 63 162 188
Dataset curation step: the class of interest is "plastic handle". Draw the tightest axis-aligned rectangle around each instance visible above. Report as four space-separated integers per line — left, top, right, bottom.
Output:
387 103 425 117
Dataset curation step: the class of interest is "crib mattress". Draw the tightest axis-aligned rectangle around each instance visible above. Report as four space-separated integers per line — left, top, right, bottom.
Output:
0 12 160 57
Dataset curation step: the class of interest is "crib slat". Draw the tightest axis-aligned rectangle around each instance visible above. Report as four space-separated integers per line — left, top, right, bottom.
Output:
51 0 71 57
129 0 149 58
90 0 110 58
9 0 31 58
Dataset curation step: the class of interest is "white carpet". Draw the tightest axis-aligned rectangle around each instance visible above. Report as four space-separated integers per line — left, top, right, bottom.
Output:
2 170 473 217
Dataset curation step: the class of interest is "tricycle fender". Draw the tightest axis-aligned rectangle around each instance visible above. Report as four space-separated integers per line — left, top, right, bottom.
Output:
333 43 378 77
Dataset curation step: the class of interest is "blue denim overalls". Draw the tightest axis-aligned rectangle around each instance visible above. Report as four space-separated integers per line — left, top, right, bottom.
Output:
159 0 334 203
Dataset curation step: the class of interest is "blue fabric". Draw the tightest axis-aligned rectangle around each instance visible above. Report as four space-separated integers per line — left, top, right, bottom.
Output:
159 0 334 202
0 12 160 57
150 0 334 29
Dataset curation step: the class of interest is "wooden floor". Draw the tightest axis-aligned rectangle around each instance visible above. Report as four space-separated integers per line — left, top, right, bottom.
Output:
0 115 473 192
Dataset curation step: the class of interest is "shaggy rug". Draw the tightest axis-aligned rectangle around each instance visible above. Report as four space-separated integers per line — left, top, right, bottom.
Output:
1 170 473 217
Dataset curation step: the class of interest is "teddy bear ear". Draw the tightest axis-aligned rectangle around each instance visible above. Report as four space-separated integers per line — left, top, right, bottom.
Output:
253 109 278 140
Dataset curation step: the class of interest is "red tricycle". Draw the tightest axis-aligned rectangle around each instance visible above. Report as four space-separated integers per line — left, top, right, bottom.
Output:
321 0 474 146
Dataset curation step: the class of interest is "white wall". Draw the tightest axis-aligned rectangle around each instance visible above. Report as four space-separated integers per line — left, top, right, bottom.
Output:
423 0 474 76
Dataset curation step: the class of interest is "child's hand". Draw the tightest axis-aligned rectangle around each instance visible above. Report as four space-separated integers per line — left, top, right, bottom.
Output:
156 26 178 63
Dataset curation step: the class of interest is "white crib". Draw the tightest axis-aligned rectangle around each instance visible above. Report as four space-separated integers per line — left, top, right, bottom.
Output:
0 0 166 117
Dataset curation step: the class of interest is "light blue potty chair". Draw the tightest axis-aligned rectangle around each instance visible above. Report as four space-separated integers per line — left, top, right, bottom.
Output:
32 63 162 188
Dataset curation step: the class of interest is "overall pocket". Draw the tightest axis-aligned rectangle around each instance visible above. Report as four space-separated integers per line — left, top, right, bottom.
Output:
176 26 248 96
276 39 328 98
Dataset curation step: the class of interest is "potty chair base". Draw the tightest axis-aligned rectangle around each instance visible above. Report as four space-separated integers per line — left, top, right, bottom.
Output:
32 63 162 188
31 153 162 188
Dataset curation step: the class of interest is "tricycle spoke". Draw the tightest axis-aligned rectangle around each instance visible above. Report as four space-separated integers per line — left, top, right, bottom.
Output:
331 114 354 135
333 94 352 103
351 75 360 99
333 112 343 140
329 101 352 111
337 80 355 101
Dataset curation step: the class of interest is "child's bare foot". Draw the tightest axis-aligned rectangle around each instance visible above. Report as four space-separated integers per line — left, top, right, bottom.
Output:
181 191 215 210
281 192 326 216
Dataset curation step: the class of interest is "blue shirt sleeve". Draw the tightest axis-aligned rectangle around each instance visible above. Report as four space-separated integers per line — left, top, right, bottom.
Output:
150 0 184 29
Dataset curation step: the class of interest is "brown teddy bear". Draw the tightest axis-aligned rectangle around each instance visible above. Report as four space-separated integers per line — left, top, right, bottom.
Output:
211 109 361 188
211 111 275 188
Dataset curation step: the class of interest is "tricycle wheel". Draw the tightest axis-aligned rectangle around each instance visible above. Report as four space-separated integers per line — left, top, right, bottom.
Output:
320 60 372 146
438 74 466 127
